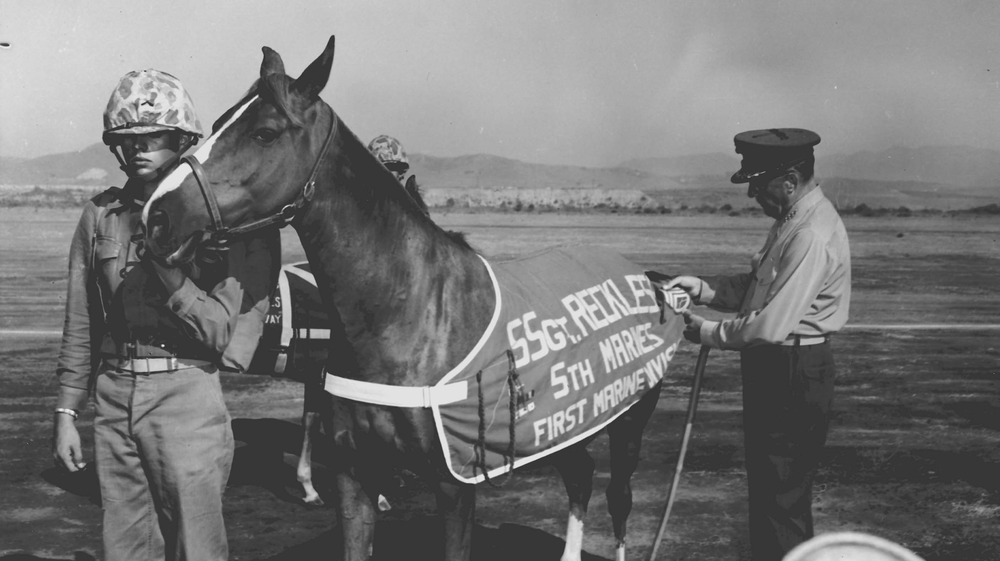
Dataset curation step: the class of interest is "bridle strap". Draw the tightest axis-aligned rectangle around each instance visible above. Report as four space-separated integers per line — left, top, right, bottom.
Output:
182 154 225 234
186 107 338 244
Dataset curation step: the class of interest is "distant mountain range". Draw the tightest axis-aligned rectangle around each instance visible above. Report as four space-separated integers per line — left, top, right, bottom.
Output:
2 143 997 209
623 145 1000 188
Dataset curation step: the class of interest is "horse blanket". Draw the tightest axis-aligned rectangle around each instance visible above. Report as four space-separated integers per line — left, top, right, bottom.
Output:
247 261 328 384
259 249 688 484
427 245 687 484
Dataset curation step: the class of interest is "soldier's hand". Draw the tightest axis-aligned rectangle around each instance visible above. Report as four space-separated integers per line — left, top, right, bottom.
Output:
53 415 86 472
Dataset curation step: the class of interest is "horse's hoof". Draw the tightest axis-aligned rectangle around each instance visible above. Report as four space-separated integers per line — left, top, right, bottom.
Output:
302 495 325 507
377 494 392 512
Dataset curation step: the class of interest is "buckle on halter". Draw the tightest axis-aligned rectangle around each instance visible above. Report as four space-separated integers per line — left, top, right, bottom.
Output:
278 203 298 223
206 228 231 248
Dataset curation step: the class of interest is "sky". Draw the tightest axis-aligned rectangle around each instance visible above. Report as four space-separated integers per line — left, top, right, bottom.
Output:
2 0 1000 167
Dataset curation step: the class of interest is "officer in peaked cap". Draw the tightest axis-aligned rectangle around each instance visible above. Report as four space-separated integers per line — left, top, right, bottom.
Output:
657 128 852 560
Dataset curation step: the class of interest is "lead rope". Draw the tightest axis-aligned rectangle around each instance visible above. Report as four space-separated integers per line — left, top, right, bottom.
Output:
473 350 521 488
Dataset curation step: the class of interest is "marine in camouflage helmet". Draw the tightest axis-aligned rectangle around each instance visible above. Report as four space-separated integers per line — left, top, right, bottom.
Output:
102 69 204 145
367 135 410 178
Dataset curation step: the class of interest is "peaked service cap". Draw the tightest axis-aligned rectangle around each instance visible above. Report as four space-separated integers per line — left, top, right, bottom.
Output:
730 128 820 184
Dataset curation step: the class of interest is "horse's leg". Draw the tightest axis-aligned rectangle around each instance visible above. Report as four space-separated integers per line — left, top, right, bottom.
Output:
552 445 596 561
297 392 324 505
297 376 330 506
606 383 662 561
435 480 476 561
335 471 376 561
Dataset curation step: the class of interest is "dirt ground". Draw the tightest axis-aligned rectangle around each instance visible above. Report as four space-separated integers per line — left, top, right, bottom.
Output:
1 209 998 560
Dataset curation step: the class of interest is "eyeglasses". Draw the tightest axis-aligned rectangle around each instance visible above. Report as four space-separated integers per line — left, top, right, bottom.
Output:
741 157 807 183
743 158 807 197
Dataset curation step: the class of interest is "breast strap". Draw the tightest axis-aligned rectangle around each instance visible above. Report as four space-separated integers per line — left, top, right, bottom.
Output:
322 375 468 408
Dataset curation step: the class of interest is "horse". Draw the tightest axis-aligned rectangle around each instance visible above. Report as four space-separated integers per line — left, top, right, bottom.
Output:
141 36 682 561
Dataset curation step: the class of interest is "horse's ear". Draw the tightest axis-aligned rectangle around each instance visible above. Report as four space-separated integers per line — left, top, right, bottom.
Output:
292 35 335 99
261 46 286 78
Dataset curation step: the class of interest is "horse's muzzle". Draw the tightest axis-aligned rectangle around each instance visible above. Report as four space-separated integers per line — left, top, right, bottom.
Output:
144 209 202 266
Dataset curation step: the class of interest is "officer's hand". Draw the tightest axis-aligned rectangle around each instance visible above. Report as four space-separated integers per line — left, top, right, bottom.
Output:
682 311 704 344
664 275 703 300
53 415 86 472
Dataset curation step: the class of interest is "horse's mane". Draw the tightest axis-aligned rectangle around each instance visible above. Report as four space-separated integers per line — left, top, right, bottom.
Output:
336 130 472 250
404 176 429 216
404 176 469 247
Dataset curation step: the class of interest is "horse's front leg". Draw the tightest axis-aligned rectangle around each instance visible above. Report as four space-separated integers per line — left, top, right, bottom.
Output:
553 446 596 561
336 471 376 560
435 479 476 561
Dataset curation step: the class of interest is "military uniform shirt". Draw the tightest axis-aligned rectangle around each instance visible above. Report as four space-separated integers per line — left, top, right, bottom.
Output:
697 186 851 349
55 188 279 411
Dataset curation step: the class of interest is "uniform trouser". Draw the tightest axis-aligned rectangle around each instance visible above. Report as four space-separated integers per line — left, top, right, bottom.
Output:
94 364 234 561
740 342 835 561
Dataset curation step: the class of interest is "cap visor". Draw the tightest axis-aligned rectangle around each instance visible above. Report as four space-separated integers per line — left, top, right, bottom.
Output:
730 170 751 183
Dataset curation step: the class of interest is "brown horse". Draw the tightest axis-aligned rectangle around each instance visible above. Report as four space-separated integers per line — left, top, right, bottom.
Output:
142 36 667 561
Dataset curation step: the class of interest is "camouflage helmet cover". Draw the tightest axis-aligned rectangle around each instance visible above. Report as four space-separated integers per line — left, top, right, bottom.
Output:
102 69 204 144
367 135 409 172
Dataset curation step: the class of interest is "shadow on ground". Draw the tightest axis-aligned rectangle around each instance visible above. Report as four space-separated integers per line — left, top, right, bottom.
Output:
39 465 100 506
228 418 611 560
262 520 610 561
229 417 336 505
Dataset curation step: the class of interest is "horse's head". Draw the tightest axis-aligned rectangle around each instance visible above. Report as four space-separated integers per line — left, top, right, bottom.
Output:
142 36 337 265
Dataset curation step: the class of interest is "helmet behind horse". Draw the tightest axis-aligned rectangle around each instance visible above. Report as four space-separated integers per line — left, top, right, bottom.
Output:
367 134 409 176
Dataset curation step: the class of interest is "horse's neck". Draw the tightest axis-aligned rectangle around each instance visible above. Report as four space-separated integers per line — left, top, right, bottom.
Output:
295 174 496 382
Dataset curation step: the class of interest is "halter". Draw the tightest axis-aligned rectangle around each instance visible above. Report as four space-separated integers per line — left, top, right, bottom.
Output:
181 107 337 244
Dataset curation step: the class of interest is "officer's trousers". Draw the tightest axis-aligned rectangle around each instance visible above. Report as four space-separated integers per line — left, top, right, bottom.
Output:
94 365 234 561
740 342 835 561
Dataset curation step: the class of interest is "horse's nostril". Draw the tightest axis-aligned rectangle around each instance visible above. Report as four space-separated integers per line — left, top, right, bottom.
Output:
147 209 171 240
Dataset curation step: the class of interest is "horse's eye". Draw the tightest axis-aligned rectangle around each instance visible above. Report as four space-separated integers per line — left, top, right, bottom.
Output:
250 128 280 144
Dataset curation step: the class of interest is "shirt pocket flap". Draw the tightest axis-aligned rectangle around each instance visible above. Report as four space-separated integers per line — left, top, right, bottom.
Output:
94 236 122 262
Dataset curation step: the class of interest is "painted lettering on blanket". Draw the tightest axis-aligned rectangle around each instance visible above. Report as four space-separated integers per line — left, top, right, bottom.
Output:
507 274 661 368
531 342 678 446
434 246 686 484
506 274 676 447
